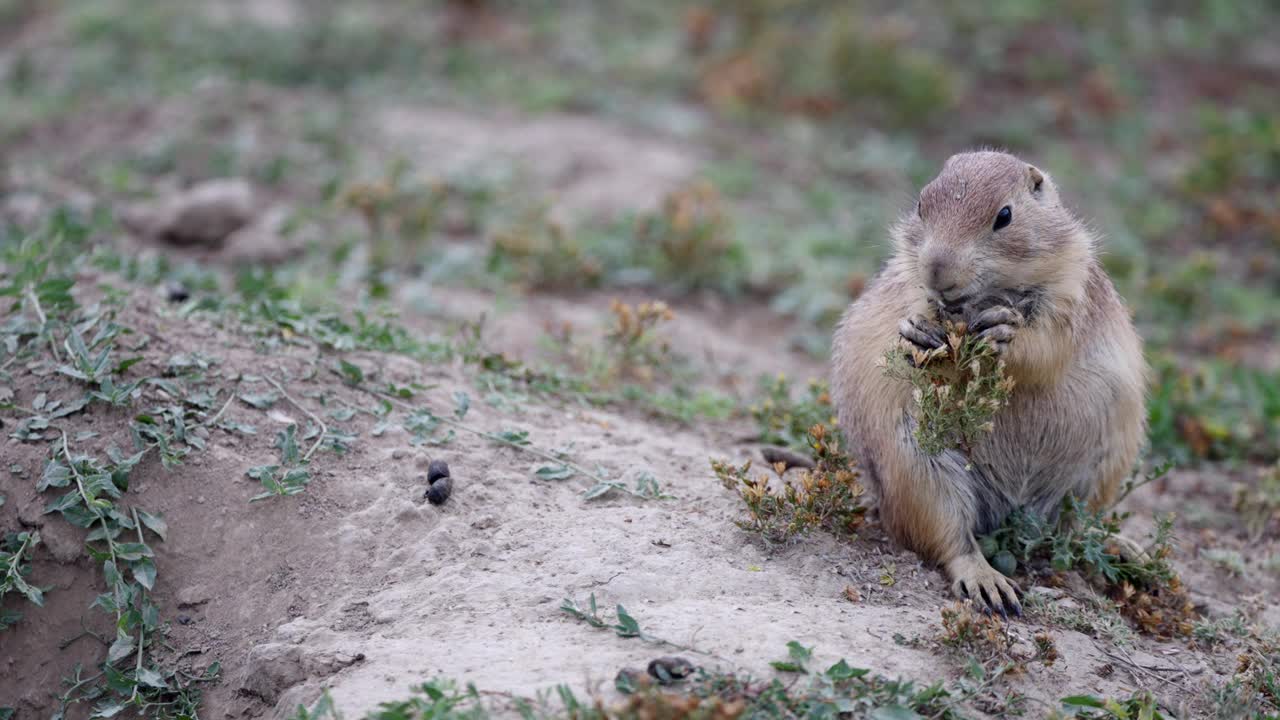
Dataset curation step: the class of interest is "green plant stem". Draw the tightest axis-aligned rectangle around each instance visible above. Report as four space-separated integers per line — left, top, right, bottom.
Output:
369 387 611 484
60 431 123 627
264 375 327 462
1110 462 1171 509
58 624 111 650
25 285 62 363
128 508 147 704
202 392 237 429
3 532 35 588
58 669 106 708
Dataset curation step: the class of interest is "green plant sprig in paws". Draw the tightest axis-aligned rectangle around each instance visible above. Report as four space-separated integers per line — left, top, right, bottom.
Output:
881 320 1015 455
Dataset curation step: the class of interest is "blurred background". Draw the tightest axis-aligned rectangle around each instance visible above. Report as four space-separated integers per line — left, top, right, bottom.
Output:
1 0 1277 465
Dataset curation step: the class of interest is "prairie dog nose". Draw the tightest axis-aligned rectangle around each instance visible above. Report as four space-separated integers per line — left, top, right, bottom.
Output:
925 257 964 300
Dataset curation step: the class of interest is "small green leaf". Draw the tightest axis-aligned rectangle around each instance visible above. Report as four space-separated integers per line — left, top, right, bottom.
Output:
770 641 812 673
1060 696 1107 708
582 482 620 500
107 632 135 665
114 356 144 374
614 605 642 638
131 557 157 590
137 510 168 542
38 460 72 491
493 429 530 445
535 465 574 481
113 543 154 562
453 391 470 419
91 701 127 718
276 425 302 465
824 659 869 680
135 667 168 689
239 391 279 409
337 359 364 384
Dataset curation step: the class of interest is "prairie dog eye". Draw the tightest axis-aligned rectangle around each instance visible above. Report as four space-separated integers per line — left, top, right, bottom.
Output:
993 205 1012 231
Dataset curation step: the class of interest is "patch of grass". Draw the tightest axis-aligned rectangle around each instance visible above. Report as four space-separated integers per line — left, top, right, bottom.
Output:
1191 612 1251 648
749 375 834 451
546 299 679 389
1147 355 1280 464
713 424 866 544
69 2 428 92
487 207 603 292
882 322 1014 456
698 5 956 125
1022 592 1136 648
1201 547 1247 577
1184 108 1280 197
977 465 1197 638
938 601 1059 682
341 165 496 274
1053 691 1167 719
246 423 315 501
1 221 223 715
1221 634 1280 718
633 182 746 292
291 644 984 720
1234 463 1280 541
939 600 1012 663
602 300 676 383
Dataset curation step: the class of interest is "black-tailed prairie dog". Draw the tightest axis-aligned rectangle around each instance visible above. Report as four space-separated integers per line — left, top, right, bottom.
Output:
830 150 1146 615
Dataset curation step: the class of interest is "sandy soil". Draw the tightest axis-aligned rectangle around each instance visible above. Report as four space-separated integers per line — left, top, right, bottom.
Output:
1 265 1264 719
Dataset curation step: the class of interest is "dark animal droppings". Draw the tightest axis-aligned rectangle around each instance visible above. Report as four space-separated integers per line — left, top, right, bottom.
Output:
425 475 452 505
427 459 451 484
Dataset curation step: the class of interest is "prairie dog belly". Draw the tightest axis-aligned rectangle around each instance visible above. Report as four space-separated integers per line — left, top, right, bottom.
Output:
969 377 1117 529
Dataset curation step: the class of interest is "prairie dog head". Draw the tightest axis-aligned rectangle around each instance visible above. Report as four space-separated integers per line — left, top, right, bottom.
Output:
895 151 1093 319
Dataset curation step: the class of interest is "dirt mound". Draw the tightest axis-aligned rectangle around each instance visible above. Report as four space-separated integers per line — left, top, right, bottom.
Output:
4 272 1217 720
374 107 702 219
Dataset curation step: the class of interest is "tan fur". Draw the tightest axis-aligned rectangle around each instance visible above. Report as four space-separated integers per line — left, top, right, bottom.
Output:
830 151 1147 610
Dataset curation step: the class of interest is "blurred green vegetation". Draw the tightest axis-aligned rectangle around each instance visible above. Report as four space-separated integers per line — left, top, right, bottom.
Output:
1 0 1277 465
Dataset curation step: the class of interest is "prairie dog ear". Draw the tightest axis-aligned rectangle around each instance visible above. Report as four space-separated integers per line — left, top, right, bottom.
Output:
1028 165 1045 193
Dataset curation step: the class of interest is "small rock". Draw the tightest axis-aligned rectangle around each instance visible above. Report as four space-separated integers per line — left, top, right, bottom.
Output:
1054 597 1081 611
1028 586 1065 600
239 643 306 703
391 448 409 460
615 667 650 690
647 656 695 684
304 650 366 675
40 521 86 563
177 585 212 608
17 499 45 528
125 178 255 248
220 205 294 263
165 282 191 303
177 615 193 625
